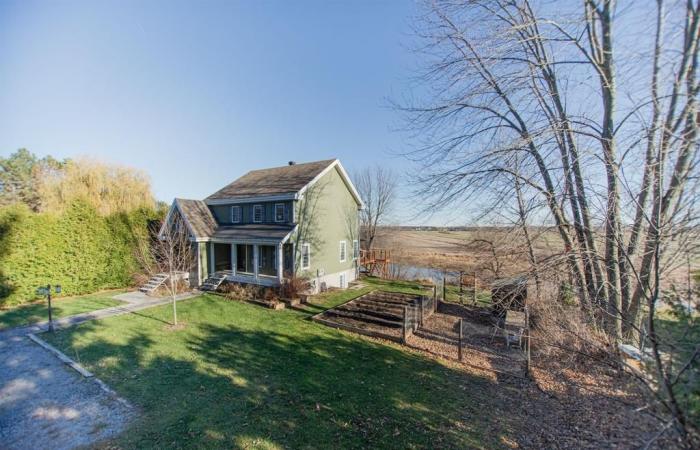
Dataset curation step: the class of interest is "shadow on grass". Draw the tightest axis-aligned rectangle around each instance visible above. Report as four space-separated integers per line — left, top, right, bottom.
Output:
47 312 528 449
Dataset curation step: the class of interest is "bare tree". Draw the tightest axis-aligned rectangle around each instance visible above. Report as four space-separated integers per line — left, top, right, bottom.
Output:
137 210 194 326
354 166 397 250
398 0 700 443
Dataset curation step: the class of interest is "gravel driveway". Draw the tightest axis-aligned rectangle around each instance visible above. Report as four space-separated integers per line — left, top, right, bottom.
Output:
0 333 132 450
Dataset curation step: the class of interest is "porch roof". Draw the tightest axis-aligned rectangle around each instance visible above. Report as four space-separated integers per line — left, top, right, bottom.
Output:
211 224 295 243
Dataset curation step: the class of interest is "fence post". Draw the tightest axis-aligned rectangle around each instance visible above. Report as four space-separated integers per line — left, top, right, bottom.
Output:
525 305 531 377
473 272 478 306
402 305 408 343
442 275 447 303
433 285 438 313
420 297 424 327
458 318 463 362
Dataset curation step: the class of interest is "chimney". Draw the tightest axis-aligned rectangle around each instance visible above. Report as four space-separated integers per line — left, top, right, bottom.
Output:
288 161 296 166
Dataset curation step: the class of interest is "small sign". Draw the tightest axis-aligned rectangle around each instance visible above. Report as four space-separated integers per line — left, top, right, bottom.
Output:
55 285 62 294
36 287 48 296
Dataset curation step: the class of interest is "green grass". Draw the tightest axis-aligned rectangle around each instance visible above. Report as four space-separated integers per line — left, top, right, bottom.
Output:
0 290 125 330
655 309 700 426
43 280 523 449
442 285 491 307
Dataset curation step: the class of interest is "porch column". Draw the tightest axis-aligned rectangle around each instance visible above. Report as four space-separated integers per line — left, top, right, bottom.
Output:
253 244 259 281
277 242 284 283
196 243 202 285
209 242 214 276
231 243 236 276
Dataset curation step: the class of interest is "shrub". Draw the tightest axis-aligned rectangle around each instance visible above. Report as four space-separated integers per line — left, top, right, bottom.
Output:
0 201 160 306
263 287 278 302
280 275 310 299
220 282 255 301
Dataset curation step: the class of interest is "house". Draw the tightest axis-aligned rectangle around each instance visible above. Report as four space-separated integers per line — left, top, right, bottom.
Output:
161 159 363 292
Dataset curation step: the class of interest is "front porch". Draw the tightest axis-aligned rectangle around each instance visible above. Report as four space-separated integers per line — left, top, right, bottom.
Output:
203 242 294 287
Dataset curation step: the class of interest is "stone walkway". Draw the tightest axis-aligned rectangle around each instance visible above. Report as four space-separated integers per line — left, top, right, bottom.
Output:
0 290 200 450
2 291 198 338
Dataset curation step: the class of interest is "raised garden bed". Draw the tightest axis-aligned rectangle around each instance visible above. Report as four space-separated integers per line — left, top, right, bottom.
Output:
312 290 423 342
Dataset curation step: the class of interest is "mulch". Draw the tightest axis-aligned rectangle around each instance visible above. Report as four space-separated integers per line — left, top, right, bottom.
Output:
394 302 681 448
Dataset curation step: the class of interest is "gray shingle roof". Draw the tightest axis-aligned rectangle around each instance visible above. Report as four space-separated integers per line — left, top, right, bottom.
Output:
212 224 295 242
206 159 336 200
175 198 217 239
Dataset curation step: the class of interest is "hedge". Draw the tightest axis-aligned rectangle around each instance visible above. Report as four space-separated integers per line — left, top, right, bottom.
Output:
0 201 161 307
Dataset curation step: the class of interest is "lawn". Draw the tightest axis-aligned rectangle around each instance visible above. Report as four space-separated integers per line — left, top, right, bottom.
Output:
44 279 523 449
655 308 700 427
0 290 125 330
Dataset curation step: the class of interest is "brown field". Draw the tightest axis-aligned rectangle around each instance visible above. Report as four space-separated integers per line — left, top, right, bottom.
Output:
373 227 697 287
374 227 563 278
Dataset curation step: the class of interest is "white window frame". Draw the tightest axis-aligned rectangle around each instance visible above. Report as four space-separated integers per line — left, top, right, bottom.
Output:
253 204 263 223
231 205 241 223
339 240 347 263
301 243 311 270
352 240 359 260
274 203 285 223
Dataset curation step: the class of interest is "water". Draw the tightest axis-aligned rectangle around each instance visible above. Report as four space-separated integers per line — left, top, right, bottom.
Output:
387 263 462 283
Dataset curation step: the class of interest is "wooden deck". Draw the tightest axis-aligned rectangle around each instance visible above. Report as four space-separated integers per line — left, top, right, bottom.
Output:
359 248 391 278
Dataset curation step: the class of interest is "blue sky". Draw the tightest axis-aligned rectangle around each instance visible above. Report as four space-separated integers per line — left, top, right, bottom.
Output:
0 0 424 221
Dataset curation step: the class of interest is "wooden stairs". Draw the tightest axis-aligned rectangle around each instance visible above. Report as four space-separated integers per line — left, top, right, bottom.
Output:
139 273 169 295
200 271 229 292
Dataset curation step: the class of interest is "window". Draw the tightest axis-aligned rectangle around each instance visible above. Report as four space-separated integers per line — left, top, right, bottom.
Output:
274 203 285 222
253 204 263 223
231 206 241 223
353 240 359 260
339 273 347 289
258 245 277 276
236 244 254 274
301 243 310 270
339 240 347 263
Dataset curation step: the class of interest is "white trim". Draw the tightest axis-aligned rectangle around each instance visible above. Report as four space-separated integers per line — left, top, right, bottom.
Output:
301 243 311 270
253 244 259 280
230 243 236 276
205 193 295 205
339 240 347 263
274 203 285 223
277 242 284 282
231 205 242 223
252 204 264 223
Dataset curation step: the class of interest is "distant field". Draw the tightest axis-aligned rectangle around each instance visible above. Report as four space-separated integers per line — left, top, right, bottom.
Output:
374 227 563 276
373 227 698 287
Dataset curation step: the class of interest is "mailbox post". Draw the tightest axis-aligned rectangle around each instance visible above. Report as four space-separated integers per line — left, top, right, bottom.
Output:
38 284 61 332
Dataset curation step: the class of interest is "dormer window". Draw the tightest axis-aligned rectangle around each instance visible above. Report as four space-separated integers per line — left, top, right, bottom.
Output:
274 203 285 222
231 206 241 223
253 204 264 223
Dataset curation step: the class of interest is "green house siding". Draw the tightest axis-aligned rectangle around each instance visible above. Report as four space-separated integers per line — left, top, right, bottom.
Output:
292 166 359 278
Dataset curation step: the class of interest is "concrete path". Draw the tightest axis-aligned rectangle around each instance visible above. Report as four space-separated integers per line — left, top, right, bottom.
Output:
0 290 201 450
2 290 199 338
